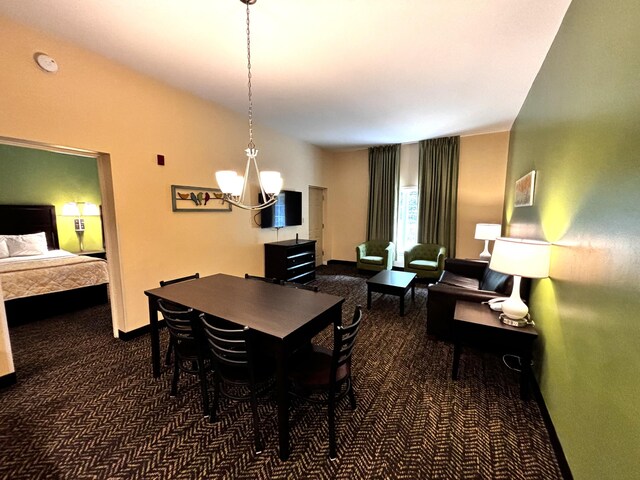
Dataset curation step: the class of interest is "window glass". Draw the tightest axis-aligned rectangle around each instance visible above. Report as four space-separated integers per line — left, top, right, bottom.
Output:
397 187 418 253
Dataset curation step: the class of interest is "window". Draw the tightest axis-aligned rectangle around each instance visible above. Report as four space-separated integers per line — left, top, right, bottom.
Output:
396 186 418 254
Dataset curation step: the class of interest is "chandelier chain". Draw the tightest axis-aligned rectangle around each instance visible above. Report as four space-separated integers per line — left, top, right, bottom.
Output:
246 1 254 150
214 0 282 211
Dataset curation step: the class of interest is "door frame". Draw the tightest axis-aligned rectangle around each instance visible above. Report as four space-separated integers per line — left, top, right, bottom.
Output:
308 185 326 266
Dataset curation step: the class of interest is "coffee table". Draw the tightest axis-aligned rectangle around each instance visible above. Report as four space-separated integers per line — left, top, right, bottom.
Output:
366 270 417 316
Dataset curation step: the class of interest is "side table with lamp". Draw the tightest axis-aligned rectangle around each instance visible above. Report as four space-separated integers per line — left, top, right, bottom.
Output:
451 237 551 399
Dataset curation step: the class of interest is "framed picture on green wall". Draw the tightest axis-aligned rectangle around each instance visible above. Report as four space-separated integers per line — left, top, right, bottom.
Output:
171 185 231 212
514 171 536 207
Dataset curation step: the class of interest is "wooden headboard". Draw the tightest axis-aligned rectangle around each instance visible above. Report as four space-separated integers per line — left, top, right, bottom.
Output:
0 204 60 250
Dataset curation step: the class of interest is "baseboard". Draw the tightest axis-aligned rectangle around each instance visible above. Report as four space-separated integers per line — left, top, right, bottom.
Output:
118 324 149 340
327 259 356 266
531 378 574 480
0 372 17 389
118 318 166 341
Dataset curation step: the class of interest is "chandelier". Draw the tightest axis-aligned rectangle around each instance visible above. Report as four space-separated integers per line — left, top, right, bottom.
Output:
215 0 283 211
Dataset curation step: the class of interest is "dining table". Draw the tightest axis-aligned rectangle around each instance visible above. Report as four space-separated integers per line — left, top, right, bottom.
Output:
144 273 345 460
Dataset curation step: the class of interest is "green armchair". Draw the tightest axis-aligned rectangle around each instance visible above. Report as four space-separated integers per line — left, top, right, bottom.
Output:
356 240 395 272
403 243 447 280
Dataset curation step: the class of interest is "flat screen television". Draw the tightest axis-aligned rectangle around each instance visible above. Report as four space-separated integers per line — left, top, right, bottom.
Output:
259 190 302 228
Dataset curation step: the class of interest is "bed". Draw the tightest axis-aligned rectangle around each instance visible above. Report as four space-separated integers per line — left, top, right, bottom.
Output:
0 205 109 321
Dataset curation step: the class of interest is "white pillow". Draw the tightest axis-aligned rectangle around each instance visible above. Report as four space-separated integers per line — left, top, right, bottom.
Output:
6 232 49 257
0 239 9 259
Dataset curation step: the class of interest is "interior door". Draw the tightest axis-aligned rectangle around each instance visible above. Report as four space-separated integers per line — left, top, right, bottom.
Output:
308 186 325 266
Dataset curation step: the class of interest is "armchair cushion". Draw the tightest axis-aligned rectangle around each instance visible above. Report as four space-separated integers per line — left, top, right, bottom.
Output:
407 259 439 271
360 255 384 265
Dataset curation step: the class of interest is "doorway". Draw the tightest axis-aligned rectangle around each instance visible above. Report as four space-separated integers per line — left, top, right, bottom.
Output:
308 186 326 266
0 136 123 337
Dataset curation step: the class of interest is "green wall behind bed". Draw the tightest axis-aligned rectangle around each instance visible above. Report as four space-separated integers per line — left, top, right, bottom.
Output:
0 144 103 253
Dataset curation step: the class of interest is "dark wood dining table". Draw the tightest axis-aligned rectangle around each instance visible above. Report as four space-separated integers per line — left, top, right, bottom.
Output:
144 273 345 460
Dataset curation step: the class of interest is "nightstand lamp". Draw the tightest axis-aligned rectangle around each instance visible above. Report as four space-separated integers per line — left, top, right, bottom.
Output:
62 202 100 252
62 202 84 251
489 237 551 326
474 223 501 259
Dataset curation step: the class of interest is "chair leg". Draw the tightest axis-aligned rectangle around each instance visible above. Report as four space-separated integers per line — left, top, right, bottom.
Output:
328 386 337 460
197 359 210 417
165 337 174 366
348 378 357 410
170 354 180 397
250 387 263 454
209 374 220 423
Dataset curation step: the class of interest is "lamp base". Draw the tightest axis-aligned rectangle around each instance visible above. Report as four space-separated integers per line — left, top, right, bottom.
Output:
479 240 491 259
499 313 534 327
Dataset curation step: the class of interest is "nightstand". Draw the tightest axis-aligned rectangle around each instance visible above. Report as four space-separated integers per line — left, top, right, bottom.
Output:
451 300 538 400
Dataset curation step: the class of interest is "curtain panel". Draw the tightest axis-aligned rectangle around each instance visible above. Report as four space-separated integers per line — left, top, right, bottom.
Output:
367 144 400 242
417 136 459 257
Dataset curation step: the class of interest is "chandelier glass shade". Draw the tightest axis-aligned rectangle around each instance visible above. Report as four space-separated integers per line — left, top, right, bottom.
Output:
214 0 282 211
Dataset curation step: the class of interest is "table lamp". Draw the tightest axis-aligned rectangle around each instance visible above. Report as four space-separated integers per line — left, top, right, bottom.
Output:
489 237 551 326
474 223 501 259
62 202 100 252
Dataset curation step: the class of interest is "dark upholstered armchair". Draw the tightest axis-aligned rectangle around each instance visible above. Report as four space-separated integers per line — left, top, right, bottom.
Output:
356 240 395 272
426 258 530 339
403 243 447 280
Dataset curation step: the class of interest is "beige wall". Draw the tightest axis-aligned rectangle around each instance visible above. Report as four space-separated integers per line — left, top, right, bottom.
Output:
0 17 325 376
399 142 419 187
322 149 369 262
456 132 509 258
323 132 509 262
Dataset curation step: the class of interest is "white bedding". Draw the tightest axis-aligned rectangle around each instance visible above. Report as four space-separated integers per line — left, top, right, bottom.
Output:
0 250 109 300
0 249 75 265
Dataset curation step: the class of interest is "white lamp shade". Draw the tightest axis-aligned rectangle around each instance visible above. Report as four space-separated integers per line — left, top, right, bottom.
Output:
489 237 551 278
216 171 240 195
82 202 101 216
474 223 501 241
229 174 245 197
260 171 283 195
61 202 81 216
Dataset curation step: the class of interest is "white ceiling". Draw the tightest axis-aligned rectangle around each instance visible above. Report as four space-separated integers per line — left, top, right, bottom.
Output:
2 0 571 149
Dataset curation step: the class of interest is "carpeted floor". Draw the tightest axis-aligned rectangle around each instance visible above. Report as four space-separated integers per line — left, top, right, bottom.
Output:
0 265 563 479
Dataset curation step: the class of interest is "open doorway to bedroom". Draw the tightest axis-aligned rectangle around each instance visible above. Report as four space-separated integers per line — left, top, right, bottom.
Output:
0 136 124 382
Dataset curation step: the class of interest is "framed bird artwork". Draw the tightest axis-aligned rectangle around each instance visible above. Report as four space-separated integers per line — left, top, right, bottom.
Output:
171 185 231 212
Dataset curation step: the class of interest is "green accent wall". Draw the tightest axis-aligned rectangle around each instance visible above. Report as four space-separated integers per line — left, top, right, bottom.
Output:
505 1 640 478
0 144 103 252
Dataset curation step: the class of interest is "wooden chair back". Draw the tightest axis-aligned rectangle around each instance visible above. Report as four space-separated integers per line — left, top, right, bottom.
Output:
332 305 363 372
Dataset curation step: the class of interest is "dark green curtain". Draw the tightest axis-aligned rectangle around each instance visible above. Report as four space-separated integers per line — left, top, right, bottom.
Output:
417 136 459 257
367 144 400 241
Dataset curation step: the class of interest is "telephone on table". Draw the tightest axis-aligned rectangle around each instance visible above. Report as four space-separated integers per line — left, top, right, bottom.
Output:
484 297 509 312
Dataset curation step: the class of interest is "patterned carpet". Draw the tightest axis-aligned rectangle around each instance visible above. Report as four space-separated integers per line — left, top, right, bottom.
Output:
0 265 563 479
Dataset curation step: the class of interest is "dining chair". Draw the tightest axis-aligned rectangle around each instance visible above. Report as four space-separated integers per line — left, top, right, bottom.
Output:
244 273 280 284
157 299 210 417
287 305 364 459
199 313 275 454
159 273 200 366
280 280 319 292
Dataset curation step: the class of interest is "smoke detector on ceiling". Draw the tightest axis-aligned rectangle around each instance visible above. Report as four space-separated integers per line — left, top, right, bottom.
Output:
34 52 58 73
